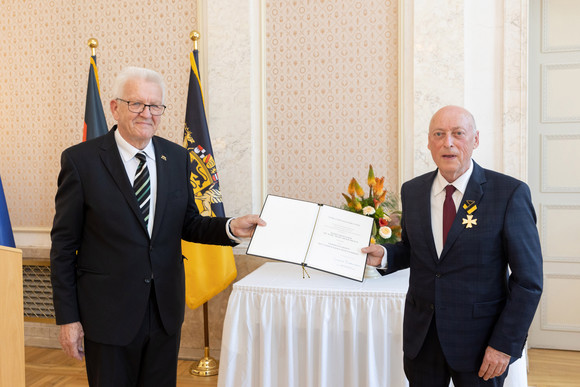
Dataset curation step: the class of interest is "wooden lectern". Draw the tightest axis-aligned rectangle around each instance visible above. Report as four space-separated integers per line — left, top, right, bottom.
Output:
0 245 25 386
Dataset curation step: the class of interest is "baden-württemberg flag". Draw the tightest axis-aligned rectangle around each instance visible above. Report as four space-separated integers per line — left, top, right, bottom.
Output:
83 56 107 141
182 49 237 310
0 174 16 248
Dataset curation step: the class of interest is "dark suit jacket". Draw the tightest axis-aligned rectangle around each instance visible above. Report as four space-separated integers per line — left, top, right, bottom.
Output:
50 128 236 346
384 161 542 372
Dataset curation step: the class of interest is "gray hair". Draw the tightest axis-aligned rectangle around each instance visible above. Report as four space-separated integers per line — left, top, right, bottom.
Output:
112 66 166 103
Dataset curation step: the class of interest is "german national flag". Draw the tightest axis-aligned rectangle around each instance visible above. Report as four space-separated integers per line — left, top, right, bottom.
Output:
83 56 107 141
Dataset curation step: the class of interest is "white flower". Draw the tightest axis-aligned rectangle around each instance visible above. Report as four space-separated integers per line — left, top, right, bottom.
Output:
362 206 376 215
379 226 392 239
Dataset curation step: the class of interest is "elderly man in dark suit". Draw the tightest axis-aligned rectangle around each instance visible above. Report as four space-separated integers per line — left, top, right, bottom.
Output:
50 66 264 386
364 105 543 387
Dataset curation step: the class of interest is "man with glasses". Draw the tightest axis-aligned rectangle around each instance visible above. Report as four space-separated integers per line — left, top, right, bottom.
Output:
50 66 264 386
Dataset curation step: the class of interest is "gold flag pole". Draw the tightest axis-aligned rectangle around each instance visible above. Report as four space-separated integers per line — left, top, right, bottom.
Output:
190 303 218 376
88 38 98 56
188 30 219 378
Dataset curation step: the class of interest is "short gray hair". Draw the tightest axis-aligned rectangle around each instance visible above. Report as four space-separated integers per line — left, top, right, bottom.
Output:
112 67 166 103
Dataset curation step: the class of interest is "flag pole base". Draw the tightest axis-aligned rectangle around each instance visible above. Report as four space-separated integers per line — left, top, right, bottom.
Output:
190 346 218 377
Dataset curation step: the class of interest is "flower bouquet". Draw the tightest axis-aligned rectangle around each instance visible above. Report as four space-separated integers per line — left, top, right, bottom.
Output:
342 165 401 245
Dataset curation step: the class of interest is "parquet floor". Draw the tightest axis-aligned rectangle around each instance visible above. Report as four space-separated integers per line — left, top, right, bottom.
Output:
527 348 580 387
24 346 217 387
25 346 580 386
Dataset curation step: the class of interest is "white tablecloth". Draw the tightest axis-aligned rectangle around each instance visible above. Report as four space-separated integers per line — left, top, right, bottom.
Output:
218 262 527 387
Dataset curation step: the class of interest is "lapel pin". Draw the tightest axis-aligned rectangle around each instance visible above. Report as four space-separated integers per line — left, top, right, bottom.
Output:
161 155 167 161
462 214 477 228
462 200 477 214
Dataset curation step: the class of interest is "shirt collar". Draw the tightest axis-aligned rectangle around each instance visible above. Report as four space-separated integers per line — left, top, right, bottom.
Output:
114 129 156 162
433 159 474 196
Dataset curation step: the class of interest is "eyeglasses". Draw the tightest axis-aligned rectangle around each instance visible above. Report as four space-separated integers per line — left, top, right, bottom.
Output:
116 98 166 116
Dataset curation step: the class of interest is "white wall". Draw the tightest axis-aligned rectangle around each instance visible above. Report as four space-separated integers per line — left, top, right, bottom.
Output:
400 0 527 181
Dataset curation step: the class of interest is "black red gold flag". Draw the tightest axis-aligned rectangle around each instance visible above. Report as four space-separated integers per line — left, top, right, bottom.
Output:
83 56 107 141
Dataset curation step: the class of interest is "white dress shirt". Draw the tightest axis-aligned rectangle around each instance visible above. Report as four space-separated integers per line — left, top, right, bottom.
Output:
114 130 157 237
378 160 475 268
114 130 240 242
430 160 473 257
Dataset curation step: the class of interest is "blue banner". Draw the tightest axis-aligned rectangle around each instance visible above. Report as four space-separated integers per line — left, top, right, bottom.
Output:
0 175 15 248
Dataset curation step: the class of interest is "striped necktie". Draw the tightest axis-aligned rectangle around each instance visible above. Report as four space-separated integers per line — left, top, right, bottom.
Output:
134 152 151 227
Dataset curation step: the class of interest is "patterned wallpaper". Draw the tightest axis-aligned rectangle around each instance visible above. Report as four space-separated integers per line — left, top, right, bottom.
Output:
266 0 399 207
1 0 399 224
0 0 197 227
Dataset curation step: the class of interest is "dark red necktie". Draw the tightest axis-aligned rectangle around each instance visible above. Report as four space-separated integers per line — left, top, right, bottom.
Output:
443 185 456 245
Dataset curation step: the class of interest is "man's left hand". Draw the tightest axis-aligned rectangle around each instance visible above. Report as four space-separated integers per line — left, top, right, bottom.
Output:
230 215 266 238
478 346 510 381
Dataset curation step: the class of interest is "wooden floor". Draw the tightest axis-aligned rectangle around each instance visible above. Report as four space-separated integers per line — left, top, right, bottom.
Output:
527 348 580 387
25 346 217 387
25 346 580 386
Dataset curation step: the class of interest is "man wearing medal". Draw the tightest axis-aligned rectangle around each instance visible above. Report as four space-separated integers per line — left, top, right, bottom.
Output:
364 105 543 387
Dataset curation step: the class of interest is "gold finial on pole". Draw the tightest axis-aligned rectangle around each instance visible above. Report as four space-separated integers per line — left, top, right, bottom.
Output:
189 30 200 51
87 38 98 57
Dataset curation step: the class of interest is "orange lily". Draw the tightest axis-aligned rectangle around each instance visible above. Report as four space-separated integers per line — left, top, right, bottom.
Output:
342 193 354 209
348 178 356 196
367 164 376 188
353 179 364 197
374 177 385 198
376 190 387 205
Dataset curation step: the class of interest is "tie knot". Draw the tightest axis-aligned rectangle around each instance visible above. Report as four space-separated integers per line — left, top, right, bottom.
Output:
135 152 147 163
445 185 456 197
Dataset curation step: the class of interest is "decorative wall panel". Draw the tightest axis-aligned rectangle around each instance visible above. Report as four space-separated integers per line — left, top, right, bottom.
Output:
0 0 197 227
266 0 399 206
541 205 580 261
541 135 580 192
542 274 580 331
542 0 580 52
542 64 580 122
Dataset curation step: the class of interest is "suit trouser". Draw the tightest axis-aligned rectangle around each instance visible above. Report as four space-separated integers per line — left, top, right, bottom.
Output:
403 317 508 387
84 282 181 387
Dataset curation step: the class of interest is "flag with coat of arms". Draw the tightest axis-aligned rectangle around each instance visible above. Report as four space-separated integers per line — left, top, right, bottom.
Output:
182 48 237 309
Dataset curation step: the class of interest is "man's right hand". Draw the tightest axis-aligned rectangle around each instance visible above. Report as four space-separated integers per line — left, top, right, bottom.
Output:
59 322 85 360
362 244 385 267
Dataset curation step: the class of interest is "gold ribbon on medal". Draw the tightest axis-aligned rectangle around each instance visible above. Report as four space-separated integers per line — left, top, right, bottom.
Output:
462 200 478 228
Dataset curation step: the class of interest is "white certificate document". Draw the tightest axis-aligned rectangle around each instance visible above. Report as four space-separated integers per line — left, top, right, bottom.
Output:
247 195 373 281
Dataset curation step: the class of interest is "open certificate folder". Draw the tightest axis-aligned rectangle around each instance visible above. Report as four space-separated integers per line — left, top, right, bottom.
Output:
247 195 374 281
